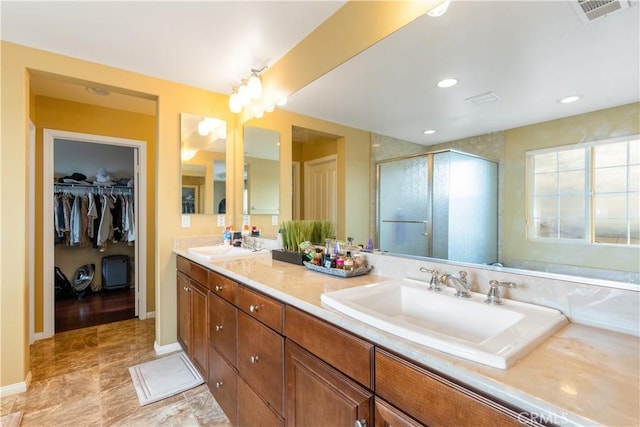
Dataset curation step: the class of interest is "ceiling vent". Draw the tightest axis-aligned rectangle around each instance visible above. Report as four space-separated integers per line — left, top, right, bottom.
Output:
465 91 501 106
571 0 631 24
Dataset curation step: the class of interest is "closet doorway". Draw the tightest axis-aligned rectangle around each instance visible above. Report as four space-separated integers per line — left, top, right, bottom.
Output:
42 129 147 338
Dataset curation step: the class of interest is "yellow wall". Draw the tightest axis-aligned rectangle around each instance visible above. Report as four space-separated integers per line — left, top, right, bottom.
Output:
34 96 157 330
1 41 236 387
503 103 640 272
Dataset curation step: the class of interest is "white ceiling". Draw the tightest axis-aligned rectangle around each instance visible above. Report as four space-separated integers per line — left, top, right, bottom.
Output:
2 1 639 145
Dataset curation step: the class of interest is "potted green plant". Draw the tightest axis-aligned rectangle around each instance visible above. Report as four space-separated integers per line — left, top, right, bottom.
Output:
272 220 335 265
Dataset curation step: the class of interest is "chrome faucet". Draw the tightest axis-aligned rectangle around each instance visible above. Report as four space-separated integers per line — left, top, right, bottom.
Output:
440 270 471 298
485 280 516 305
419 267 441 291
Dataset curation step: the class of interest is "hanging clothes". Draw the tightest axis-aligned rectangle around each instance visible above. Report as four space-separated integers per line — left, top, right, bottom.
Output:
97 193 114 251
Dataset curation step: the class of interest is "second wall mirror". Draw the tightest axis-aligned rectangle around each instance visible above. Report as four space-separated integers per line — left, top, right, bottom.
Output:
180 113 227 214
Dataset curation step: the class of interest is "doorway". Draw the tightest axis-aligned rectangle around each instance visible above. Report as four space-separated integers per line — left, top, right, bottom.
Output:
42 129 147 338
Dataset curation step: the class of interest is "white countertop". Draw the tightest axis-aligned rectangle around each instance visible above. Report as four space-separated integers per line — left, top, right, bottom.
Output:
175 247 640 427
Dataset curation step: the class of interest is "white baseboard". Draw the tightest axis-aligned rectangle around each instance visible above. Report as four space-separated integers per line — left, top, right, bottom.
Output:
0 371 31 397
146 311 156 318
154 340 182 355
33 332 51 342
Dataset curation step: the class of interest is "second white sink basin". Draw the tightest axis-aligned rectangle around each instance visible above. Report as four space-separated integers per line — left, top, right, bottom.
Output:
321 279 568 369
187 245 266 261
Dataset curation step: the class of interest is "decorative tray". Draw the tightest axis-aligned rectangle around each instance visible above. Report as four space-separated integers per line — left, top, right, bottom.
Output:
303 261 373 278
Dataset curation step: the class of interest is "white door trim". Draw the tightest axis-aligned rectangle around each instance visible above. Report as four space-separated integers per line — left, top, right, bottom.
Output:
28 121 36 344
41 129 147 339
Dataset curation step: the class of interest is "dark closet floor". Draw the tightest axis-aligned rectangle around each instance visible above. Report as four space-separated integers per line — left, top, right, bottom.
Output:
54 287 136 333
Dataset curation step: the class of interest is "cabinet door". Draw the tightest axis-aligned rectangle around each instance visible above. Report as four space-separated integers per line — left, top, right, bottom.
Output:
208 291 237 366
190 281 208 376
208 346 238 426
177 272 191 354
237 312 284 416
375 397 424 427
237 377 284 427
286 341 373 427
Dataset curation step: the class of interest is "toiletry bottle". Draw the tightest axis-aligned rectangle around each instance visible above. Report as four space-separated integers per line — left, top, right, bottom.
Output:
344 251 354 271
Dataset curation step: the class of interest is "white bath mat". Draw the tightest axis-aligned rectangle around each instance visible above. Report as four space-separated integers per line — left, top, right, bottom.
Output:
129 352 204 406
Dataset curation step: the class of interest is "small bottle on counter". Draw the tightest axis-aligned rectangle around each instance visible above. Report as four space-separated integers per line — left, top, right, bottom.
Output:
344 251 354 271
335 256 345 270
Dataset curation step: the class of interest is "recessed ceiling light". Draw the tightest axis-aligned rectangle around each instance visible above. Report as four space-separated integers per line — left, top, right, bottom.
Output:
558 95 581 104
436 78 458 88
86 87 109 96
423 129 436 135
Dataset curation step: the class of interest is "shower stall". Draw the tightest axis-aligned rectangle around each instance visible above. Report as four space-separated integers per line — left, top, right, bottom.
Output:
377 150 498 265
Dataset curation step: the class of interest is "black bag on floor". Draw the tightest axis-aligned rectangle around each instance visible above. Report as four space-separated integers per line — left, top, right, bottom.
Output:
54 267 75 300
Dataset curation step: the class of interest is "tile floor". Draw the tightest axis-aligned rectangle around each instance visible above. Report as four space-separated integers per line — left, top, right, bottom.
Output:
1 318 232 426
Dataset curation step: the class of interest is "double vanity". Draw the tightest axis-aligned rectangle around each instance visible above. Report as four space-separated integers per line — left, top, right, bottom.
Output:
175 241 639 426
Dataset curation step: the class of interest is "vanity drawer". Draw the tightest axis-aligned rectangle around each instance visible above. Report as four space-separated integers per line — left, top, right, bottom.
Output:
375 349 523 427
208 347 238 426
208 291 237 366
176 255 190 275
237 312 284 416
285 306 373 388
208 271 238 304
238 286 284 333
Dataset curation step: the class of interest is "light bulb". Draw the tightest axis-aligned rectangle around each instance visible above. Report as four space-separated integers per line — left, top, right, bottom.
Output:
238 84 251 107
229 93 242 113
251 102 264 119
198 119 211 136
265 104 275 113
247 74 263 99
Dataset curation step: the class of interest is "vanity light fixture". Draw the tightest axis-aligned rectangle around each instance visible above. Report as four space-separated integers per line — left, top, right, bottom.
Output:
423 129 436 135
427 0 452 17
228 65 286 118
558 95 581 104
436 78 458 88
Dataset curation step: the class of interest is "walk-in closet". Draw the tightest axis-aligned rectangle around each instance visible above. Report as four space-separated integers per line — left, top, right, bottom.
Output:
53 139 137 332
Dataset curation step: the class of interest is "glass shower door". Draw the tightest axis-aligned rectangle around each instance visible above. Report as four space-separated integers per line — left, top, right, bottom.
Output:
377 155 431 256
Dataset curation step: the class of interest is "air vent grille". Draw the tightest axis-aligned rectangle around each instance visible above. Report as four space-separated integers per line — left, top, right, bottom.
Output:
465 91 501 106
572 0 630 23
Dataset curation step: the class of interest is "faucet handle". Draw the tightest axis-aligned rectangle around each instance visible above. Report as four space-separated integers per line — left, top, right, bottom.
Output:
419 267 441 291
485 280 516 305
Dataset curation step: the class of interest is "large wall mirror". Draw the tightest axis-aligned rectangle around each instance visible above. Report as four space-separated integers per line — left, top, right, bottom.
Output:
282 2 639 284
243 126 280 216
180 113 227 214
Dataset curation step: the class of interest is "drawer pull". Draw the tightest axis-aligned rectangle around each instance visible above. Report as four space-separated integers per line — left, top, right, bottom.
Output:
249 355 260 364
183 286 189 291
215 325 223 332
215 285 223 292
249 304 259 313
354 419 368 427
215 381 224 389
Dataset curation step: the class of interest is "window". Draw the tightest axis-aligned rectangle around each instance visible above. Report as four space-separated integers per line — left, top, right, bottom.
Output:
527 136 639 246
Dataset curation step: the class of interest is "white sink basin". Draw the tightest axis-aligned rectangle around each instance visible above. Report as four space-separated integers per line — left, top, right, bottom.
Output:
187 245 266 261
320 279 568 369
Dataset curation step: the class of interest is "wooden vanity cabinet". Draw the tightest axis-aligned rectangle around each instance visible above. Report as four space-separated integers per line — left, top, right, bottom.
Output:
237 309 285 418
176 258 208 377
208 290 237 365
374 397 424 427
375 349 535 427
286 340 373 427
208 346 238 426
